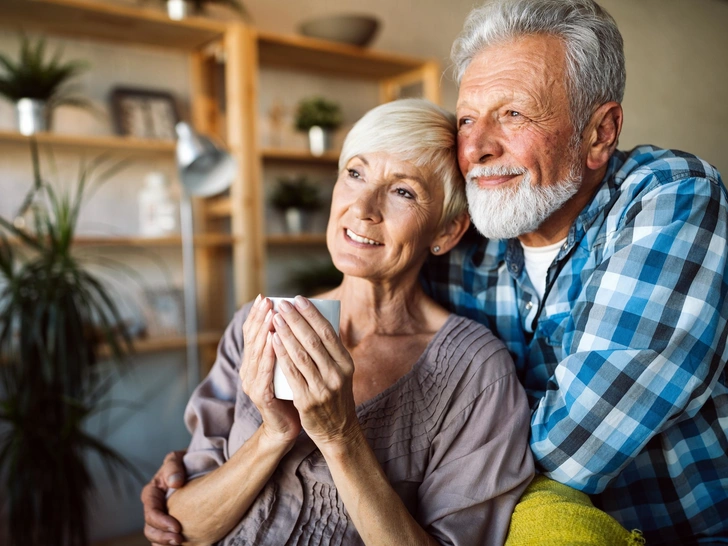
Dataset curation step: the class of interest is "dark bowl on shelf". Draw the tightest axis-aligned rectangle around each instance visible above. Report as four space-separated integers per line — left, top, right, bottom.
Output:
298 14 380 47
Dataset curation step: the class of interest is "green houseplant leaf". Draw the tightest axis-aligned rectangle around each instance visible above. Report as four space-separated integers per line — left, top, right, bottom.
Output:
295 96 343 131
0 140 140 546
269 176 323 211
0 35 90 108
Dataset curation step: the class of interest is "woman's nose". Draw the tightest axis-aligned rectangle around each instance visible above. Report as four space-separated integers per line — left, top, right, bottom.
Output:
458 118 503 166
351 187 383 222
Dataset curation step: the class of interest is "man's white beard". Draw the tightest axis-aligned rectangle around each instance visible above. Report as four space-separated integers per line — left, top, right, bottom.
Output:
466 164 581 240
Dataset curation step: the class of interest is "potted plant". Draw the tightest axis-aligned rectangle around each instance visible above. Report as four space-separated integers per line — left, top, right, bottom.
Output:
164 0 249 20
0 141 140 546
0 36 91 136
270 175 322 234
294 96 343 156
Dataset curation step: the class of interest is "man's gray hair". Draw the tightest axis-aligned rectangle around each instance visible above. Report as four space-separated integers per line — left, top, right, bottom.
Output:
451 0 625 133
339 98 466 227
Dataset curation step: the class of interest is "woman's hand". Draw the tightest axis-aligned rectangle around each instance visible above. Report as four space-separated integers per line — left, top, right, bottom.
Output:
270 296 360 450
240 296 301 446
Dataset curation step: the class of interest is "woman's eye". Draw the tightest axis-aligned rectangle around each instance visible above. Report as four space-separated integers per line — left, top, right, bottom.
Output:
395 188 414 199
458 117 472 127
509 110 521 117
347 169 361 179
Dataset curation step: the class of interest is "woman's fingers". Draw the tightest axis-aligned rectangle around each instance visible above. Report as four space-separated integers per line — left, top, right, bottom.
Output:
240 296 274 386
272 310 325 394
277 298 350 373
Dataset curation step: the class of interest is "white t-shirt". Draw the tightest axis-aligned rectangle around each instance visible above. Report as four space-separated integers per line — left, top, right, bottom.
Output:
521 238 567 301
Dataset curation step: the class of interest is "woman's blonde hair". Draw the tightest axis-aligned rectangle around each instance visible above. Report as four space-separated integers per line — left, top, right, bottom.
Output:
339 98 466 227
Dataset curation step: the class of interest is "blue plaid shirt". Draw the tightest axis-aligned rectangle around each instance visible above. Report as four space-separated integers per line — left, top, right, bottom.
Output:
421 146 728 544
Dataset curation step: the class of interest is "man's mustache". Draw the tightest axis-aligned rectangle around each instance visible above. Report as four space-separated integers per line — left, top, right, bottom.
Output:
466 165 528 183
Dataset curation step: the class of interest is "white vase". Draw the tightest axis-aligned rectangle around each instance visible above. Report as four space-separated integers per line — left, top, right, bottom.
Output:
307 126 332 157
167 0 193 20
284 208 303 234
16 98 49 136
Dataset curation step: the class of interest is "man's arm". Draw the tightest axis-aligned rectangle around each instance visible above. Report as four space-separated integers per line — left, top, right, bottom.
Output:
531 175 728 493
141 306 248 544
141 451 187 546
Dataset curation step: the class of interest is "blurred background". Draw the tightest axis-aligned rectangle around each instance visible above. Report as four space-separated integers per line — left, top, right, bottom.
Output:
0 0 725 544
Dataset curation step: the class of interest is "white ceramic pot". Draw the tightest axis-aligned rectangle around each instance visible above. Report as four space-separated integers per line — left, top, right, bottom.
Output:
167 0 193 20
307 126 332 157
284 208 303 234
16 98 48 136
283 208 315 234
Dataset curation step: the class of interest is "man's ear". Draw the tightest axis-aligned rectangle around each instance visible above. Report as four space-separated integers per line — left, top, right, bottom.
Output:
584 102 623 171
432 211 471 255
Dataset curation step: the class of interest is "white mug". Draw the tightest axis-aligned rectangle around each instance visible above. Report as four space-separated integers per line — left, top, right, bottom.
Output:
268 297 341 400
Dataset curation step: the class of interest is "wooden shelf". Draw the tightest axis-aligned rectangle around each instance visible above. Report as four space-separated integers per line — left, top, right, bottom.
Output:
74 234 242 247
205 196 232 217
0 0 228 51
0 129 176 155
267 233 327 246
6 234 242 248
257 30 429 79
98 330 222 357
262 147 340 165
131 331 222 354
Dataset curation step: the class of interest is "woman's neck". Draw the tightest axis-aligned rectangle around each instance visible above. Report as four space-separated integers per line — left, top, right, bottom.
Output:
318 273 447 349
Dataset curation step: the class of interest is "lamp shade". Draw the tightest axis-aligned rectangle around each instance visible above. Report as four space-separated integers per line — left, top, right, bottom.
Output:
175 122 236 197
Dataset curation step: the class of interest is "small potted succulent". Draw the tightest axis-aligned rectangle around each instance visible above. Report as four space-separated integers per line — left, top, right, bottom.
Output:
0 36 91 136
164 0 249 20
270 175 322 234
295 96 342 156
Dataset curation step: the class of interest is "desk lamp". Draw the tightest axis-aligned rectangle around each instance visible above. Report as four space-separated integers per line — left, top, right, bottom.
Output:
175 121 236 392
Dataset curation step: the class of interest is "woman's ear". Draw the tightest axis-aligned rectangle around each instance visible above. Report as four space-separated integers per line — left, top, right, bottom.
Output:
432 211 470 255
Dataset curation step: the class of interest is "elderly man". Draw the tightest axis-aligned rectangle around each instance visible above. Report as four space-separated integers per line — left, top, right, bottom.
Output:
143 0 727 544
422 0 727 543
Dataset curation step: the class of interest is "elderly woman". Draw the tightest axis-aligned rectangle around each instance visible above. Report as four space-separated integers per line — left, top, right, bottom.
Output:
144 98 534 546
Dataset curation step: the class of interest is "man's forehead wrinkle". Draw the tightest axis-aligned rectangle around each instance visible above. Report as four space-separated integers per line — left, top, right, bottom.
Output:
458 39 568 117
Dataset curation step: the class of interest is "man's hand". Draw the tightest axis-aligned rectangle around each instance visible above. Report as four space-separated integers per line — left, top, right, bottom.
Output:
141 450 187 546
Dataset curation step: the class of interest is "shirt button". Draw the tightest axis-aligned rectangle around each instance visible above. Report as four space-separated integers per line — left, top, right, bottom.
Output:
525 301 533 310
511 264 518 272
562 242 568 250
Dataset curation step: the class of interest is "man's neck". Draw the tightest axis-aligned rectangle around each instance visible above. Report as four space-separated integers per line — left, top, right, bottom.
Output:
518 164 608 247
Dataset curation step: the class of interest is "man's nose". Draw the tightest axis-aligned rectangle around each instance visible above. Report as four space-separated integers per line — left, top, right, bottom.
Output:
459 118 503 165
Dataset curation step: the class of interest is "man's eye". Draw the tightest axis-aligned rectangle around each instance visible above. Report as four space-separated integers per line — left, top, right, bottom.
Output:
509 111 521 117
395 188 414 199
347 169 361 179
458 118 472 127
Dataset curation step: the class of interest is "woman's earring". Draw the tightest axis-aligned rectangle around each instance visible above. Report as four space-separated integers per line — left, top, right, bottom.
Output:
432 245 441 254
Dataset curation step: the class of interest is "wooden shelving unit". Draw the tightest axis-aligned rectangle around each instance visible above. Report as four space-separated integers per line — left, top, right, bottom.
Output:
0 0 246 375
1 0 226 50
0 0 441 328
0 129 176 155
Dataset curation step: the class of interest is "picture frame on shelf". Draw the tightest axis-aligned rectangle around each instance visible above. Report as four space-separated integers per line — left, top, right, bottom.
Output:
110 86 179 140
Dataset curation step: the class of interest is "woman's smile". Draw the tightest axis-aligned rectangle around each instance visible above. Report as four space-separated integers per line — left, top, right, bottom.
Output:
345 228 383 247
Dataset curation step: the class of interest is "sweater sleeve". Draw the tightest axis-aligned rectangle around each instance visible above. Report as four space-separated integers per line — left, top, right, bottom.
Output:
182 304 251 480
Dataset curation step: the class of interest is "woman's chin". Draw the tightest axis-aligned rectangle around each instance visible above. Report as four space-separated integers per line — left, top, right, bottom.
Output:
331 255 377 280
